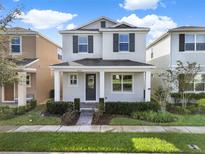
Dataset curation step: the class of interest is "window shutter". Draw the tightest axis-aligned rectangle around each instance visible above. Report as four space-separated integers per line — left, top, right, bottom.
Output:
88 35 93 53
73 35 78 53
113 33 119 52
129 33 135 52
179 34 185 52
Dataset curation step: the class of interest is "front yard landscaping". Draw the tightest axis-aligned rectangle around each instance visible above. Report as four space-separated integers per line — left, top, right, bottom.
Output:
110 114 205 126
0 132 204 153
0 105 61 125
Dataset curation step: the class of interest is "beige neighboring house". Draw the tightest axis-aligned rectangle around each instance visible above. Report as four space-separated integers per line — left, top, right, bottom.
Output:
0 27 62 106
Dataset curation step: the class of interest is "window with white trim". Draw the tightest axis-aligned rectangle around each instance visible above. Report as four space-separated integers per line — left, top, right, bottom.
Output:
185 34 205 51
184 74 205 92
112 74 133 92
10 36 21 54
70 74 78 86
26 74 31 87
119 34 129 51
78 36 88 53
196 34 205 51
185 34 195 51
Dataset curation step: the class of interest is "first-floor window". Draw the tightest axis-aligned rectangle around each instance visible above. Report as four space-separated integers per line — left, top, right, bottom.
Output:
185 74 205 92
26 74 31 87
112 74 133 92
70 74 78 86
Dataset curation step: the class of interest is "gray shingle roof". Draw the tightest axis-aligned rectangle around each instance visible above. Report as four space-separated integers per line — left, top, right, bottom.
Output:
15 58 38 66
52 58 153 67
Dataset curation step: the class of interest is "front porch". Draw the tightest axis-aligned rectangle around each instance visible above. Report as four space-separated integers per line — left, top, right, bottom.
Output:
54 70 152 103
0 71 36 106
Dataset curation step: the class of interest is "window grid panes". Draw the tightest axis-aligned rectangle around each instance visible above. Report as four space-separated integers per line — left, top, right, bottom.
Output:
112 74 132 92
185 74 205 92
78 36 88 53
185 34 205 51
119 34 129 51
70 75 78 85
11 36 21 53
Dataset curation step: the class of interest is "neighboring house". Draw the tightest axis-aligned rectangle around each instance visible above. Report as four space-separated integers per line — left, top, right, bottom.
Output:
51 17 154 103
0 27 61 106
146 26 205 93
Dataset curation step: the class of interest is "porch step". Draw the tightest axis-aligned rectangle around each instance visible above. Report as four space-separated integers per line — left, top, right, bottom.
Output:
80 102 98 112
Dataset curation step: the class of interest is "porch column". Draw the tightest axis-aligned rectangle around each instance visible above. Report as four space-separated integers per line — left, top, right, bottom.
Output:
99 71 105 98
18 72 27 106
54 70 60 101
145 71 151 102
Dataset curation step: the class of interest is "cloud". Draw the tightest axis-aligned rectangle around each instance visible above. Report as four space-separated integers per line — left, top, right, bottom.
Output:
118 14 177 42
66 23 75 30
119 0 160 10
18 9 77 29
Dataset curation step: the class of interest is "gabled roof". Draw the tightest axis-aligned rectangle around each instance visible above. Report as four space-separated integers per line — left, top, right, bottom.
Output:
13 58 39 67
51 58 153 67
147 26 205 49
75 16 117 30
111 22 137 28
169 26 205 32
2 27 61 48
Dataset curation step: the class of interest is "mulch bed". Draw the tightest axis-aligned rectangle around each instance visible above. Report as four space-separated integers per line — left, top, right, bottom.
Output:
92 113 116 125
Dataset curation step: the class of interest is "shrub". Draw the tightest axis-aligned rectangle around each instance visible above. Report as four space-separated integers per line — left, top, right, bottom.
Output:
197 99 205 107
98 98 105 115
0 106 15 120
74 98 80 112
132 111 178 123
26 99 37 111
171 93 205 101
46 100 73 115
105 102 159 115
61 111 79 125
167 104 197 114
14 106 27 115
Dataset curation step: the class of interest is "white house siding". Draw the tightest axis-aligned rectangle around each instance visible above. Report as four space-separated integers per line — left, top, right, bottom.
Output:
104 72 145 102
102 32 147 63
146 35 171 92
82 20 115 29
62 33 102 62
62 72 145 102
63 72 100 102
171 32 205 67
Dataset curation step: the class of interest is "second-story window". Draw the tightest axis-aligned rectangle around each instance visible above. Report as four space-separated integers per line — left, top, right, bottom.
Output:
78 36 88 53
185 34 195 51
196 34 205 51
119 34 129 51
11 36 21 54
184 34 205 51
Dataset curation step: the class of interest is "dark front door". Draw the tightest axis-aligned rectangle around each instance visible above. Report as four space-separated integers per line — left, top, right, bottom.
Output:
86 74 96 101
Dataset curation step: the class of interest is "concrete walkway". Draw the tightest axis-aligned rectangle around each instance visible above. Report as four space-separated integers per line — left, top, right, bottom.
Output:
76 110 94 125
1 125 205 133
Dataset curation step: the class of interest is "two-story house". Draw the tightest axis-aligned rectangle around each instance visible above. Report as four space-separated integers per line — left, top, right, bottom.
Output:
147 26 205 93
0 27 61 106
51 17 154 103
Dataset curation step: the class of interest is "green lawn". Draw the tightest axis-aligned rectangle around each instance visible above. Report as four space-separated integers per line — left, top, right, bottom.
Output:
110 114 205 126
0 105 61 125
0 132 204 153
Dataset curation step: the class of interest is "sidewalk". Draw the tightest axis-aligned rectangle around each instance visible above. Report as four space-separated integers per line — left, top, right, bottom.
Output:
1 125 205 133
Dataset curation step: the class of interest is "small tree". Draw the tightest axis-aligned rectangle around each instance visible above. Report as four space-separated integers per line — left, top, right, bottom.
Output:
0 4 21 86
153 70 174 113
167 61 200 109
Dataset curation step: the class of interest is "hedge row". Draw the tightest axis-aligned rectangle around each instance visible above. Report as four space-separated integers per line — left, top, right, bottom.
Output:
0 99 37 120
46 100 74 115
171 93 205 100
105 102 159 115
